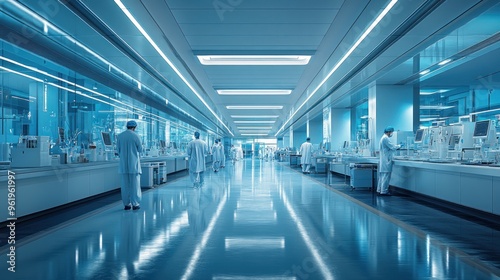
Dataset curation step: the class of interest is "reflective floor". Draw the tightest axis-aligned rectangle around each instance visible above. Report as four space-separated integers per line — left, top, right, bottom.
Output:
1 159 500 279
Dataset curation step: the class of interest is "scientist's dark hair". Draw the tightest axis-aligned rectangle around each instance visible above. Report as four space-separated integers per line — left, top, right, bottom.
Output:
194 131 200 139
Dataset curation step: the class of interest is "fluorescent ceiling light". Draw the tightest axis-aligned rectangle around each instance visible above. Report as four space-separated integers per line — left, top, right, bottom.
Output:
227 105 283 110
237 127 273 130
241 133 269 136
218 89 292 95
234 121 276 124
239 131 270 134
115 0 233 136
419 69 430 75
276 0 399 136
198 55 311 65
420 105 454 110
231 115 279 118
438 58 452 66
420 89 451 95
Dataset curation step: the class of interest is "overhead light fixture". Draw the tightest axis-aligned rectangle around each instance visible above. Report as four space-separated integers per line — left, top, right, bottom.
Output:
420 89 451 95
438 58 452 66
237 127 273 130
276 0 399 136
231 115 279 118
227 105 283 110
217 89 292 95
234 121 276 124
241 133 269 136
115 0 233 136
197 55 311 65
419 69 430 75
420 105 454 110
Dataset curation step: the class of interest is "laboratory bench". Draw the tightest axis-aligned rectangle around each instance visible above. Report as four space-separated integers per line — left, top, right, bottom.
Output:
323 155 500 216
0 155 191 222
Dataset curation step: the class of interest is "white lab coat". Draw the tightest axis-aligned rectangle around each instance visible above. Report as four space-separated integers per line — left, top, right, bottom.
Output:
379 134 399 173
299 141 313 165
117 129 143 207
116 130 142 174
187 138 208 173
212 143 223 163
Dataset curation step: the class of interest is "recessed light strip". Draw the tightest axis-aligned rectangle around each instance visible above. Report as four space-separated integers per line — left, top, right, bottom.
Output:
276 0 399 136
198 55 310 65
237 127 273 130
115 0 233 136
234 121 276 124
218 89 292 95
227 106 283 110
231 115 279 118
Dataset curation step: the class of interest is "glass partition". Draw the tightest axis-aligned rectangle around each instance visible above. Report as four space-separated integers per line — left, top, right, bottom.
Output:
0 39 203 160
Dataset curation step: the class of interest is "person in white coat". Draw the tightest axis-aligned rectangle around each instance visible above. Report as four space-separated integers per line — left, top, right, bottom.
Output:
377 126 401 195
218 139 226 168
299 137 313 174
211 139 222 172
187 131 208 188
116 120 143 210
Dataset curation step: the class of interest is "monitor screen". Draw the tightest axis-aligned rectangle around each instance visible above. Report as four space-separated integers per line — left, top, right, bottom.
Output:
414 129 424 143
343 141 349 149
449 134 460 147
171 142 177 149
101 132 112 146
473 120 490 138
159 140 166 148
58 127 65 143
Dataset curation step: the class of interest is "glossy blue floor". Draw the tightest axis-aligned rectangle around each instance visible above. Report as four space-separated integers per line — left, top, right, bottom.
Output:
1 158 500 279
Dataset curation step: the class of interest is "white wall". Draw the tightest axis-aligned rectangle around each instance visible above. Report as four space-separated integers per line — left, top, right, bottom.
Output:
369 84 413 150
331 109 350 151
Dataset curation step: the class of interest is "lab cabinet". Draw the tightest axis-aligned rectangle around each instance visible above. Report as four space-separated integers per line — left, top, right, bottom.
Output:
349 163 376 189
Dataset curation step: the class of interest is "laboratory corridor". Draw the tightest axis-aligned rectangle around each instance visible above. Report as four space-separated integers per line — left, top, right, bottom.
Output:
1 159 499 280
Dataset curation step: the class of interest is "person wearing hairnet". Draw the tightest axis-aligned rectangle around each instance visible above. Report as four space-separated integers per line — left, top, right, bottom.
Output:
187 131 209 188
377 126 401 195
299 137 313 174
117 120 143 210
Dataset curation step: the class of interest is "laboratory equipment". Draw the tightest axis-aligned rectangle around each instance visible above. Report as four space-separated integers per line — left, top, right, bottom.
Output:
349 163 376 190
101 132 113 147
414 129 425 143
11 136 51 167
141 162 159 188
473 120 490 138
101 132 115 160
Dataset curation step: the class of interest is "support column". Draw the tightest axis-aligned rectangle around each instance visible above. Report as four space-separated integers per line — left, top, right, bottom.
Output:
369 83 414 151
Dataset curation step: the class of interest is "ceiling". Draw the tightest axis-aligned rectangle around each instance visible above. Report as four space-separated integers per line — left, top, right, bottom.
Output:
6 0 500 138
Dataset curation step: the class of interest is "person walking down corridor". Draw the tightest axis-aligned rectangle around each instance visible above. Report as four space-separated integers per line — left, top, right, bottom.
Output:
187 131 208 188
299 137 313 174
212 139 222 172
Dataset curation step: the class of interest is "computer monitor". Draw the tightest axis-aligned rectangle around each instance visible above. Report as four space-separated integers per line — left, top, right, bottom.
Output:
414 129 424 143
448 134 460 148
58 127 65 144
101 132 113 148
343 141 349 149
473 120 490 138
159 140 166 148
